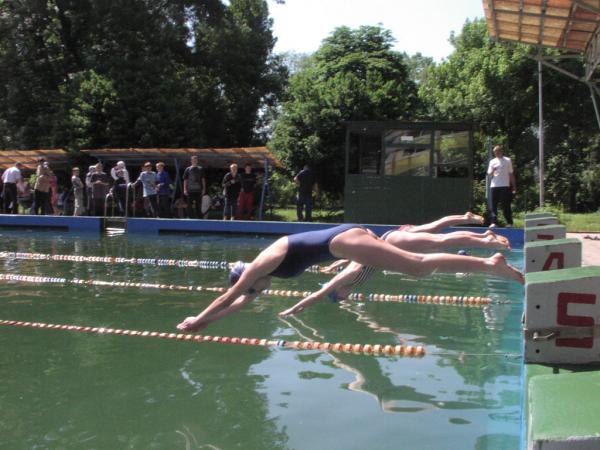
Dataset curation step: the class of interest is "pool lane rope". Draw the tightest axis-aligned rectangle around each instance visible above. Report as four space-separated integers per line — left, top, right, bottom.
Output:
0 320 426 357
0 251 331 273
0 273 501 306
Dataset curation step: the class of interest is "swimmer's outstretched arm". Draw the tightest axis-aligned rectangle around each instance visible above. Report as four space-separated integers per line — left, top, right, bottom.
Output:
177 265 264 331
279 263 363 316
179 293 259 331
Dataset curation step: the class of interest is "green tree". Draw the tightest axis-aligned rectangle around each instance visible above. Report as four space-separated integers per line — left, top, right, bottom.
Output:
269 25 420 194
420 18 599 213
0 0 285 151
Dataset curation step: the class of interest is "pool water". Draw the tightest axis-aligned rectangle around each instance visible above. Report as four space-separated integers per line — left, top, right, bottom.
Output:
0 230 524 450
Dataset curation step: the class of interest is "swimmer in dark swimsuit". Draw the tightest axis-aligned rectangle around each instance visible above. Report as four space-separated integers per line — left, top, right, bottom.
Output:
279 213 514 316
177 220 523 331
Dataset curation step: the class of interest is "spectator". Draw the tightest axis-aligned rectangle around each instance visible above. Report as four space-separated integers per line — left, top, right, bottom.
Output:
17 179 32 212
294 164 316 222
85 165 96 213
2 162 23 214
89 162 111 216
111 168 128 216
30 158 52 215
71 167 86 216
135 162 158 217
487 145 516 228
174 197 187 218
156 162 172 218
49 169 59 214
222 163 241 220
110 161 130 184
183 155 206 219
238 163 256 220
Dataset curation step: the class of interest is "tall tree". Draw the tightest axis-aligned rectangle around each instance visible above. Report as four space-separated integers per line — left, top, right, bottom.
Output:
0 0 285 151
269 25 420 194
420 18 599 212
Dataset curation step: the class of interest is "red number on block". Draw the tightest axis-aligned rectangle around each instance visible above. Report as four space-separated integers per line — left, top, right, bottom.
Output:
537 234 554 240
556 292 596 348
542 252 564 271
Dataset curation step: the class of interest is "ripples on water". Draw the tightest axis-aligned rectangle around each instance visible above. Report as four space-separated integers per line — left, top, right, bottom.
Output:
0 230 523 450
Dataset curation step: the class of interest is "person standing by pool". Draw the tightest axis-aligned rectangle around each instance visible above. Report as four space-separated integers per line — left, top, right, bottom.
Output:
135 162 159 218
156 162 172 218
238 163 256 220
2 162 22 214
177 223 524 332
71 167 86 216
222 163 241 220
30 158 52 215
89 163 111 216
110 161 130 184
183 155 206 219
487 145 516 228
294 165 316 222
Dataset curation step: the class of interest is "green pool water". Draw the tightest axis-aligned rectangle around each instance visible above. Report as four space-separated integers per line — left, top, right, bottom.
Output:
0 230 524 450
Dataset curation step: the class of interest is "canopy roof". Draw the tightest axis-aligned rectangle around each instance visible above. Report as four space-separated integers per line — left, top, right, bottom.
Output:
483 0 600 79
0 149 69 171
80 147 281 169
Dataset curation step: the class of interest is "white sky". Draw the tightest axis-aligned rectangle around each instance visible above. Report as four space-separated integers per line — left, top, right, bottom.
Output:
267 0 485 61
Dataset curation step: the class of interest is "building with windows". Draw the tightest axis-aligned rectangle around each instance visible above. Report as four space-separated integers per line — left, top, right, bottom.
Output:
344 121 473 224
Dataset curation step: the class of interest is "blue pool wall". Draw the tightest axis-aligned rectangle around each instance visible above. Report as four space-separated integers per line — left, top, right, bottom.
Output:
0 214 524 245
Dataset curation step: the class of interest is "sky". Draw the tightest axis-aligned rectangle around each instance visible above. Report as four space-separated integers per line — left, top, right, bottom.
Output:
267 0 485 61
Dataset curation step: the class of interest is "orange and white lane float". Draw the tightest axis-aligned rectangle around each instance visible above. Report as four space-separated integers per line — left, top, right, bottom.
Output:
0 273 498 306
0 319 425 357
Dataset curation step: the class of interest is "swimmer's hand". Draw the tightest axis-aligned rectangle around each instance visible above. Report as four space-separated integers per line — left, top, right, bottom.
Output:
177 316 207 332
278 304 305 316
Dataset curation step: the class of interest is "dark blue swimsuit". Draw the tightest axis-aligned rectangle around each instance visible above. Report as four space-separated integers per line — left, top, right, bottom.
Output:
269 224 361 278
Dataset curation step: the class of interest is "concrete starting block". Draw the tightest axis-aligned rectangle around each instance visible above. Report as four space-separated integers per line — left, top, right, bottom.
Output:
528 370 600 449
524 217 560 228
525 225 566 243
525 212 557 220
524 239 582 273
525 267 600 364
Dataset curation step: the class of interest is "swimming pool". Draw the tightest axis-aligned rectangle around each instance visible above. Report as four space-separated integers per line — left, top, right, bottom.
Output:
0 230 524 450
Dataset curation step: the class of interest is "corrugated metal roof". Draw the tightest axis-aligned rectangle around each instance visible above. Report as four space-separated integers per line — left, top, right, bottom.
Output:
80 147 282 168
0 149 69 170
483 0 599 52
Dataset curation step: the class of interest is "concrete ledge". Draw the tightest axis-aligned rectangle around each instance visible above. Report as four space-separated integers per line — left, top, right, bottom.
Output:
0 214 103 233
529 371 600 449
126 219 525 244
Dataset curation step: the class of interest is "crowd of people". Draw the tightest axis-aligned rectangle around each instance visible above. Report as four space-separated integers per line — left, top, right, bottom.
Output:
0 156 263 220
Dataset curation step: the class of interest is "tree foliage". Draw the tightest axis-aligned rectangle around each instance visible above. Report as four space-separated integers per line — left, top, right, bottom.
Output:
420 18 600 212
0 0 286 151
269 25 420 194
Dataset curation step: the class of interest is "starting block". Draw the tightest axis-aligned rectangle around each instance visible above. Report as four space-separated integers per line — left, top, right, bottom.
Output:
524 267 600 364
525 212 557 220
525 225 566 243
524 239 582 273
524 217 560 228
528 370 600 450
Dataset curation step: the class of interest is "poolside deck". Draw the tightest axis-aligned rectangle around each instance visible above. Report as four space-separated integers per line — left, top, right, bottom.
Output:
567 232 600 266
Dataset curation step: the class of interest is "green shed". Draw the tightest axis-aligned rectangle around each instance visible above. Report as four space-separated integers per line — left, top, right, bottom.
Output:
344 121 473 225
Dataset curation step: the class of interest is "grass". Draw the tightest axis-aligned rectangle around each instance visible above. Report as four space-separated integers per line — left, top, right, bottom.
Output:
266 207 344 223
514 211 600 232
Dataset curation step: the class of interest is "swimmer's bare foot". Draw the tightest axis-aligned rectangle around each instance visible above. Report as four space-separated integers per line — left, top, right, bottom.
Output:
487 253 524 284
464 211 484 225
484 232 512 250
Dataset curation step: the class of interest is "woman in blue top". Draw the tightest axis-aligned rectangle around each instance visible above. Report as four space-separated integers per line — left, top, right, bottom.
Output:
177 222 523 332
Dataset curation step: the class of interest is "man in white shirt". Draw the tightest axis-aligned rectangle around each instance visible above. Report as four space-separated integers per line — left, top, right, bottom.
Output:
487 145 516 227
2 162 23 214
